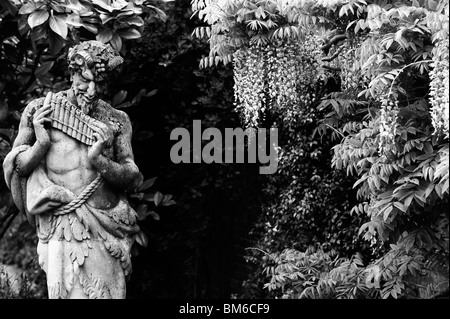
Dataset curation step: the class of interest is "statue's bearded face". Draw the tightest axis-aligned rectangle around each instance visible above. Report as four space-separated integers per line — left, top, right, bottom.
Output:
71 68 105 114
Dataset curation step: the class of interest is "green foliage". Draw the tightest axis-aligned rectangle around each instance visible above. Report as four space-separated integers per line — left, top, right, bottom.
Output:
321 0 449 257
242 102 380 298
14 0 164 52
128 176 176 252
262 246 380 299
109 0 256 298
305 0 448 298
0 264 36 299
194 0 449 299
265 237 448 299
191 0 365 67
0 212 48 298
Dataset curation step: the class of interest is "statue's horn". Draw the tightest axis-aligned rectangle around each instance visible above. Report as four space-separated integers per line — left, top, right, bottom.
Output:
75 51 94 67
68 47 74 60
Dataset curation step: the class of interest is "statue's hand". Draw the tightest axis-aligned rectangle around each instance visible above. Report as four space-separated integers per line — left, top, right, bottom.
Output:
33 92 52 147
88 120 113 161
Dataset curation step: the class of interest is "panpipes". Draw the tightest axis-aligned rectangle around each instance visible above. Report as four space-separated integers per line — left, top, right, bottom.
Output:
45 92 96 145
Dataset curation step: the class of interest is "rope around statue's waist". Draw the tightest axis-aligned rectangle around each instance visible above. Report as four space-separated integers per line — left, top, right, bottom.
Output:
53 174 104 216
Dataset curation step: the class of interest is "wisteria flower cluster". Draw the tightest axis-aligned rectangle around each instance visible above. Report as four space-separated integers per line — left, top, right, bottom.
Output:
339 44 360 91
233 46 266 127
232 35 323 127
378 94 399 159
429 38 449 139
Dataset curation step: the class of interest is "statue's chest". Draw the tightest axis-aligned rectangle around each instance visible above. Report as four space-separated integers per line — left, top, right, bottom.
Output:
49 127 116 159
49 129 86 154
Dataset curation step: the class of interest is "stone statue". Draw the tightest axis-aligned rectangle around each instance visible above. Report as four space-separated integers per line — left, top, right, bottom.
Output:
2 40 143 299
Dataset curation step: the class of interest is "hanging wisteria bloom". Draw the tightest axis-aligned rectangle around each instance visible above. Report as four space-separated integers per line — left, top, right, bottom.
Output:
233 46 266 127
232 35 323 128
429 38 449 139
378 94 399 159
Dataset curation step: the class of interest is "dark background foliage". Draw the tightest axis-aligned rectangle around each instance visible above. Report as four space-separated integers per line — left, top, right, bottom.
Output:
119 1 263 298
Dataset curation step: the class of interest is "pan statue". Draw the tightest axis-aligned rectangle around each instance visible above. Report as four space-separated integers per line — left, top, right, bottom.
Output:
3 40 142 299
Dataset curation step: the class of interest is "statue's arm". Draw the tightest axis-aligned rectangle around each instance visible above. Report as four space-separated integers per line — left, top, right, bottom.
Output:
13 98 51 177
89 111 142 192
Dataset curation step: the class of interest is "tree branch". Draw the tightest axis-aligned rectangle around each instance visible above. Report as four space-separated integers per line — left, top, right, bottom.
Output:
322 65 341 72
322 44 345 62
321 33 347 54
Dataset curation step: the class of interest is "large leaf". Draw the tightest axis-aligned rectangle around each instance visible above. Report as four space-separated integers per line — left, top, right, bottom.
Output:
99 13 115 24
112 90 128 107
154 191 163 206
147 4 166 21
30 24 47 42
116 28 141 39
49 14 68 39
28 10 49 29
112 0 130 10
35 61 54 79
124 2 143 15
19 2 37 15
148 211 160 221
135 230 148 247
137 177 157 192
48 30 65 55
136 204 148 221
80 22 98 34
50 1 66 13
110 33 122 51
120 15 144 27
162 194 176 206
96 27 114 43
66 13 83 27
18 15 30 35
60 0 85 12
116 10 135 18
92 0 115 12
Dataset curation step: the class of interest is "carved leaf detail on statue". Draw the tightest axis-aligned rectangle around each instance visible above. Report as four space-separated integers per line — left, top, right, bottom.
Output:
73 260 80 276
102 237 132 276
121 256 132 277
110 207 136 226
72 245 85 265
75 206 91 236
104 241 122 258
69 213 84 241
62 217 72 242
48 282 69 299
81 275 109 299
76 247 85 266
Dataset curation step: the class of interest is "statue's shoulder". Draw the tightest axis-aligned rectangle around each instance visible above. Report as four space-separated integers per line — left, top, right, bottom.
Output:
97 99 130 121
96 99 131 134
